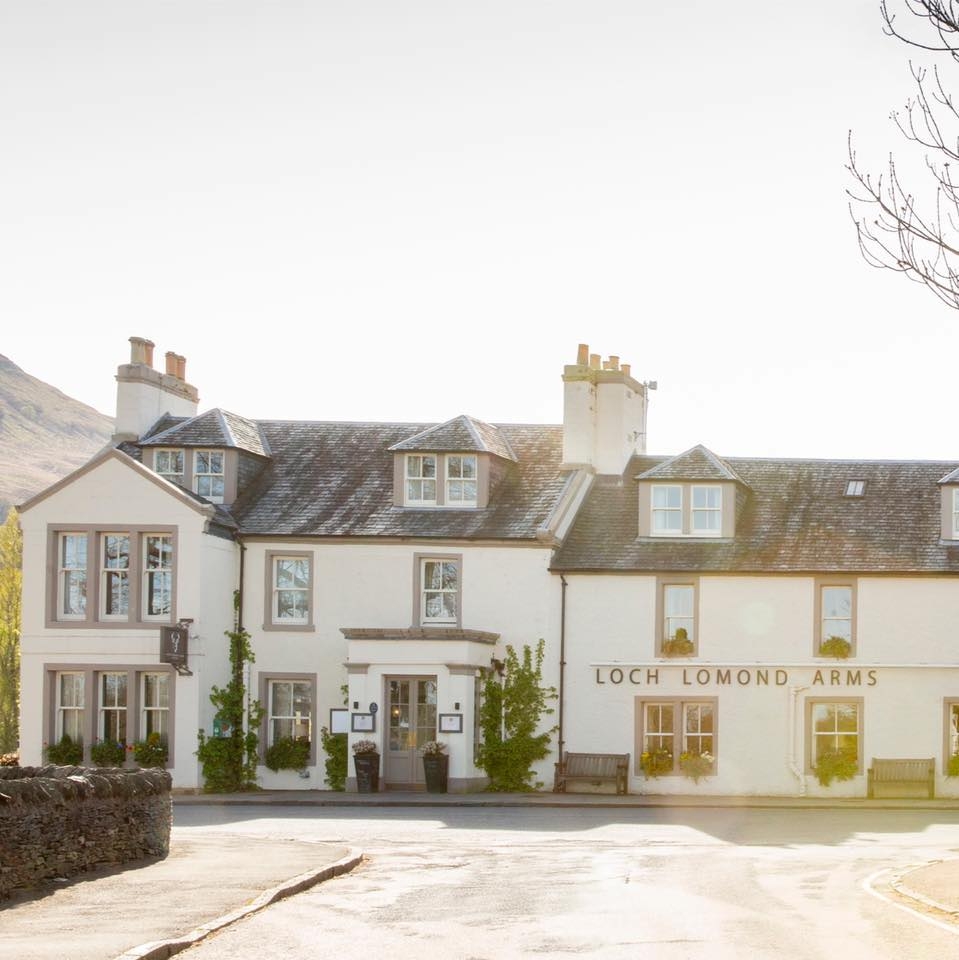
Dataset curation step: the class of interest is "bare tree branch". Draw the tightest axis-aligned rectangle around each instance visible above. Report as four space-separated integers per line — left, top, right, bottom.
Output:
849 2 959 309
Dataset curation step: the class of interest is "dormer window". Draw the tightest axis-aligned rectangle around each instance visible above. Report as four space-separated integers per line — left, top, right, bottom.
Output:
194 450 225 503
652 485 682 533
401 453 484 508
649 483 723 538
405 455 437 504
691 486 721 533
155 449 184 487
446 455 477 505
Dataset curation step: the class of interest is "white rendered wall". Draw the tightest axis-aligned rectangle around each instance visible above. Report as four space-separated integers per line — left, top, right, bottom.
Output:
561 572 959 797
243 540 559 790
18 454 237 789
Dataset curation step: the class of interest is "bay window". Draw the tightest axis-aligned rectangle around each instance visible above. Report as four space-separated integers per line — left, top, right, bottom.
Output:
56 672 85 742
155 449 184 487
143 534 173 618
49 527 176 626
446 455 477 505
58 533 87 619
99 672 128 743
142 672 170 742
194 450 225 502
101 534 130 618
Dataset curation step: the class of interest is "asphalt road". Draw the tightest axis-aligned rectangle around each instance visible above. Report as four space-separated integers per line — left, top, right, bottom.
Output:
172 805 959 959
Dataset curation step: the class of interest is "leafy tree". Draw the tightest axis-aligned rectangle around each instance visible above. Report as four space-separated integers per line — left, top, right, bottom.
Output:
0 509 21 754
849 2 959 308
477 640 557 792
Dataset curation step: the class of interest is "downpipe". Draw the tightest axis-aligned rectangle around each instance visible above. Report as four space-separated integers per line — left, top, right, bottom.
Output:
789 685 809 796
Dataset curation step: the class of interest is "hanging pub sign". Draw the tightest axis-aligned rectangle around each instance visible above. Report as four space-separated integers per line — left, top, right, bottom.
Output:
160 623 189 672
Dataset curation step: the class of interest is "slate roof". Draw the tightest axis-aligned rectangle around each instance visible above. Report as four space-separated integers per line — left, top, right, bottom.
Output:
636 443 749 487
552 455 959 573
140 409 270 458
230 421 565 539
388 415 517 462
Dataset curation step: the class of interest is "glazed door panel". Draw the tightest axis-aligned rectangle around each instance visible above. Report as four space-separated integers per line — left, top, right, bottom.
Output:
385 676 437 787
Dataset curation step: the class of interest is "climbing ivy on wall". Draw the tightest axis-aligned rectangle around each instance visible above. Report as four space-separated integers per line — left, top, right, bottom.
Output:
477 639 557 792
196 605 264 792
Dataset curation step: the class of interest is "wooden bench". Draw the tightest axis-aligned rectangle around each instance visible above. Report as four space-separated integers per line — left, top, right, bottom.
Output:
867 758 935 799
553 752 629 795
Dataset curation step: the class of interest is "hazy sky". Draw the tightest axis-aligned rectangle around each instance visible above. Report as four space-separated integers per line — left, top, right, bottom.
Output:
2 1 955 460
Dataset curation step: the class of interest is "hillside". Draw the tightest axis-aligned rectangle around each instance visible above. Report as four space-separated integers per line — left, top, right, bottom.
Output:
0 354 114 518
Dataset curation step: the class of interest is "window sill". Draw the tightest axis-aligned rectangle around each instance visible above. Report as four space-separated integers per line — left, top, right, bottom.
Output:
263 621 316 633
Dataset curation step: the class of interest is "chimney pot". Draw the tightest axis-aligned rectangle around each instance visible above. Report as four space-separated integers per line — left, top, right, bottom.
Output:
622 363 631 378
129 337 156 367
576 343 589 365
175 354 186 380
589 353 600 370
165 352 178 376
609 355 620 371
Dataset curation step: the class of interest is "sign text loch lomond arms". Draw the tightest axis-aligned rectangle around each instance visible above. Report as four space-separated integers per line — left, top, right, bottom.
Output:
594 666 879 687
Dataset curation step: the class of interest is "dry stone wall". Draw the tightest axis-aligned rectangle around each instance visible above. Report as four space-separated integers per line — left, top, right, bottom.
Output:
0 765 172 898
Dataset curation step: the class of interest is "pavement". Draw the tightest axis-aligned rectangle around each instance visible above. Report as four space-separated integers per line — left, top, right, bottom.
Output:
2 790 958 959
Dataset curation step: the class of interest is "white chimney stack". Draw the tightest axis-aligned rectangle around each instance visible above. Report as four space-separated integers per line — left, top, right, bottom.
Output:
562 343 649 474
113 336 199 442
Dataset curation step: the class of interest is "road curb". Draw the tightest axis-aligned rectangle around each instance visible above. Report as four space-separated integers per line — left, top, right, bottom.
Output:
891 861 959 918
112 848 364 960
171 794 959 812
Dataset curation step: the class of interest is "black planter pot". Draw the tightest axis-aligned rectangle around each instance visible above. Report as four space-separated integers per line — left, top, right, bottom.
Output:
353 753 380 793
422 754 449 793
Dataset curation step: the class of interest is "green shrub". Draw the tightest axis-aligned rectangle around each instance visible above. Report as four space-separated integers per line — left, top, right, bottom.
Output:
90 739 126 767
663 628 694 657
45 734 83 765
320 727 347 790
264 735 311 772
133 732 169 768
946 754 959 777
679 750 714 783
640 747 673 778
477 640 557 791
819 636 851 659
815 749 858 786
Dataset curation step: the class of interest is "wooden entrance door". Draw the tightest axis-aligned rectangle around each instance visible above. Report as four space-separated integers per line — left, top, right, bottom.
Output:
385 676 437 788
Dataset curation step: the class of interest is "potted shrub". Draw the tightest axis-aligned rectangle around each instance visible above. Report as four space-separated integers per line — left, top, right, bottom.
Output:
264 735 311 773
90 739 126 767
663 628 694 657
814 749 858 786
819 636 851 659
45 734 83 765
639 747 673 778
352 739 380 793
679 750 714 783
133 732 169 768
421 740 449 793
